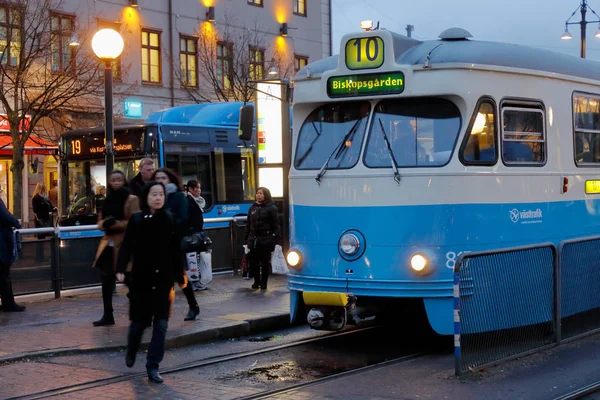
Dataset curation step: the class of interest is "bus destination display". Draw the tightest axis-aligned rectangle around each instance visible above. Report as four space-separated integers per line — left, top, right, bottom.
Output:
327 72 404 98
68 133 142 158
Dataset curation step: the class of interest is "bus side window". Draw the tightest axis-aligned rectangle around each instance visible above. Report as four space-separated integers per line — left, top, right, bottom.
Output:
460 100 497 165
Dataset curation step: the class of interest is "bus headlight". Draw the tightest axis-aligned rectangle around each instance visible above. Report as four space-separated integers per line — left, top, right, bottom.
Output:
287 250 302 269
410 254 428 272
339 233 360 255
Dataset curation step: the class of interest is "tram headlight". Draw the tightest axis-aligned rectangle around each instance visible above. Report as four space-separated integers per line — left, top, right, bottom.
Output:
286 250 302 269
339 233 360 255
410 254 428 272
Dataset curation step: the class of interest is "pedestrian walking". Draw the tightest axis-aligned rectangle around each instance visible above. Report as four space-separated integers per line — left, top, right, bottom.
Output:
152 168 200 321
245 187 281 290
116 181 186 384
92 170 139 327
31 183 55 263
0 198 24 312
185 179 208 291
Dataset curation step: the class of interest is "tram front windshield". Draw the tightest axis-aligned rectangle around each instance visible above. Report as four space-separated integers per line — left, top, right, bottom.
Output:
295 101 371 169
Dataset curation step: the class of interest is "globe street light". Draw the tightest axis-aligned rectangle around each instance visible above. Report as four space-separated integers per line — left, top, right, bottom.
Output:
91 28 124 180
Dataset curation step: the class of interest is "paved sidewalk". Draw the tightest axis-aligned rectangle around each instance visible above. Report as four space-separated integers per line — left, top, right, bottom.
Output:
0 274 290 363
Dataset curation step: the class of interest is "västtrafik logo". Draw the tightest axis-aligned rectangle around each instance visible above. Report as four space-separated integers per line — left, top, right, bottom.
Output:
509 208 543 224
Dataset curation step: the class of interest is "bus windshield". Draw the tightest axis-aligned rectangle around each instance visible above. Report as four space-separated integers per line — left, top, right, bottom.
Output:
294 101 370 170
364 98 461 168
63 159 143 223
60 126 156 225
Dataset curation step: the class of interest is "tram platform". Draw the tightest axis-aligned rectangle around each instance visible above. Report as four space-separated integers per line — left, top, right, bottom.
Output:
0 274 290 363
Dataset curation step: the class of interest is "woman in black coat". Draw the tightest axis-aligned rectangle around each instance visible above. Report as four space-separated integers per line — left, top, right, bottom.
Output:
186 179 207 291
116 181 186 384
152 168 200 321
245 187 281 290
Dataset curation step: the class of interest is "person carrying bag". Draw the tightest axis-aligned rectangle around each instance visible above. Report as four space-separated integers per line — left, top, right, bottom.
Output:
184 179 212 291
244 187 281 290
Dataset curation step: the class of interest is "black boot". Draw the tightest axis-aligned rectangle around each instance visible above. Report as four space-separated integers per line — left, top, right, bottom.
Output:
147 368 164 384
184 305 199 321
93 314 115 326
2 303 25 312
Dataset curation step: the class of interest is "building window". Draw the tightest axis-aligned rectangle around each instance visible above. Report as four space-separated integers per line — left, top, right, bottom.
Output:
97 20 121 80
249 46 264 81
142 29 161 84
294 55 308 72
293 0 307 16
180 35 197 87
501 103 545 165
248 0 263 6
0 6 21 66
217 42 233 90
51 13 74 73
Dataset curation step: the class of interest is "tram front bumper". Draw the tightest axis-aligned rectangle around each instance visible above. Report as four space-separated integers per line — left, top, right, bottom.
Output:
303 291 357 331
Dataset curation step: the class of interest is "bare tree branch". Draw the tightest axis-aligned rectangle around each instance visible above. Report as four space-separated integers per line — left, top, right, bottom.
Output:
174 10 293 104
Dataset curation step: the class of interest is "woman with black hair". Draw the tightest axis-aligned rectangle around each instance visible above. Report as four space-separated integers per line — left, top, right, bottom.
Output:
116 181 186 384
186 179 207 291
152 168 200 321
92 170 139 326
245 187 281 290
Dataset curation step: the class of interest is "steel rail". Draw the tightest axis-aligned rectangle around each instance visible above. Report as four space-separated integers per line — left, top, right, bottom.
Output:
7 326 381 400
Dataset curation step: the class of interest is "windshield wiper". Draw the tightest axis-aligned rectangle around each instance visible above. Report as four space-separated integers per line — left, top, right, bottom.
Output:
296 121 321 167
377 118 401 185
315 118 361 185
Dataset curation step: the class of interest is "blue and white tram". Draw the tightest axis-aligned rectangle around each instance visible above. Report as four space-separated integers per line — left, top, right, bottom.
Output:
285 27 600 335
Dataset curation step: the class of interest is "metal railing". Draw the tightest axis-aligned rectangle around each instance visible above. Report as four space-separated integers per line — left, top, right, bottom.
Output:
454 236 600 375
12 216 247 298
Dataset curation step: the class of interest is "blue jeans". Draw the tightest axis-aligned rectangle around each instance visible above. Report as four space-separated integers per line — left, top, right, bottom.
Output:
128 319 168 370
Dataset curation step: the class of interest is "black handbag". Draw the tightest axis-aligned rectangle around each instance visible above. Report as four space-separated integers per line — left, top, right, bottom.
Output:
181 231 212 252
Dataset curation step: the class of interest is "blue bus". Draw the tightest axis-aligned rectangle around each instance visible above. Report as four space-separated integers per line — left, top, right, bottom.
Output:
59 102 256 231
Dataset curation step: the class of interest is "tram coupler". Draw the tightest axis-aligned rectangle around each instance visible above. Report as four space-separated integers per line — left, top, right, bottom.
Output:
303 292 357 331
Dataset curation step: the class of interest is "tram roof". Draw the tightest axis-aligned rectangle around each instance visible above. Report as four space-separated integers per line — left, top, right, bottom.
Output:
295 31 600 83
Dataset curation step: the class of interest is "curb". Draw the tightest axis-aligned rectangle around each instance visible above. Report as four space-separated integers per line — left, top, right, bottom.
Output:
0 312 291 365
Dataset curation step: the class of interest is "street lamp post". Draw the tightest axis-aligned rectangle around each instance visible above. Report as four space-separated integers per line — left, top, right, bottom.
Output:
561 0 600 58
91 29 124 181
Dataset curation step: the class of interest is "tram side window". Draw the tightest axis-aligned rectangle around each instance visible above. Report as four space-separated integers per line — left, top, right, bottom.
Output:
501 105 545 165
574 94 600 164
461 101 497 164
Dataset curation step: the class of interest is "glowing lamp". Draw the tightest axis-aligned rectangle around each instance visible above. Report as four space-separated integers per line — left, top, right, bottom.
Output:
91 29 124 60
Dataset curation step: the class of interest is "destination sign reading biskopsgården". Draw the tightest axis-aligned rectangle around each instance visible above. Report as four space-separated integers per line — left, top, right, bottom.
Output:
327 72 405 98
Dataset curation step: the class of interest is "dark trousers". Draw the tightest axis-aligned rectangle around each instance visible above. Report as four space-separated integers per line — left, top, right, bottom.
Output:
249 246 271 286
97 246 115 317
0 261 15 307
127 318 168 370
101 272 115 317
182 284 198 309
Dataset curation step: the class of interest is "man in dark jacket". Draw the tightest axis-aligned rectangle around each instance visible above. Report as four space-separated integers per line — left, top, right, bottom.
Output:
0 198 24 311
130 158 155 198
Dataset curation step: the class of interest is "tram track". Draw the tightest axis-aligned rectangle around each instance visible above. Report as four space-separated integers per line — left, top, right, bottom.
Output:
552 380 600 400
236 352 424 400
7 325 423 400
